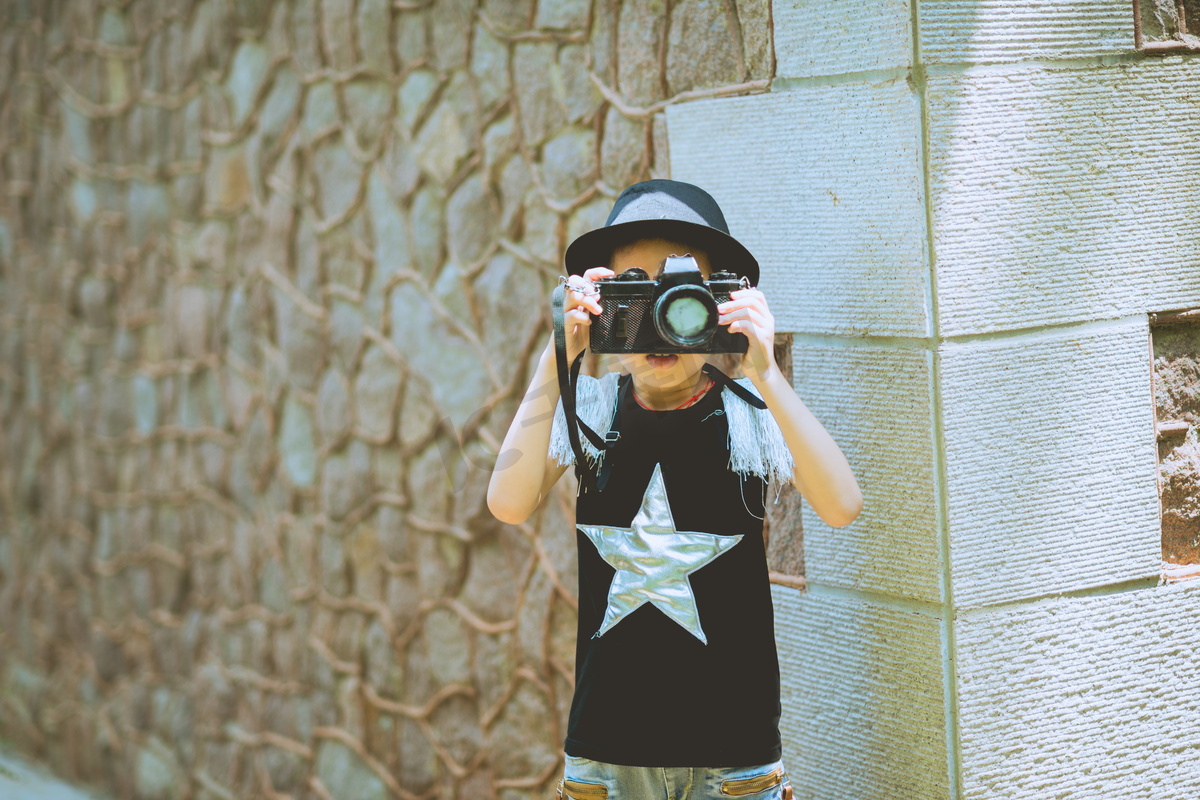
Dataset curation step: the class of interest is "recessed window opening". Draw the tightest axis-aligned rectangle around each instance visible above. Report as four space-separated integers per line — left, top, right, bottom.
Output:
1133 0 1200 52
1149 308 1200 583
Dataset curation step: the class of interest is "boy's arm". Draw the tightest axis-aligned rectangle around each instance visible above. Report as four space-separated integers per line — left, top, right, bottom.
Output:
487 267 612 525
486 343 569 524
719 288 864 529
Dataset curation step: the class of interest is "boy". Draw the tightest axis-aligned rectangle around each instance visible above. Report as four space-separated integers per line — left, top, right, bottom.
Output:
487 180 862 799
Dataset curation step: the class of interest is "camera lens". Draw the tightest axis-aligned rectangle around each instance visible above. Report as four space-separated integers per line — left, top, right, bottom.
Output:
653 285 717 347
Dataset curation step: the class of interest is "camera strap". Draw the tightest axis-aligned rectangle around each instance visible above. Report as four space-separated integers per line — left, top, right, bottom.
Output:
552 282 618 474
701 363 769 410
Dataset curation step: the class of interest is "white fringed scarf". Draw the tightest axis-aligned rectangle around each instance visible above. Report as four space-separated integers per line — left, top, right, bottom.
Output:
549 372 795 486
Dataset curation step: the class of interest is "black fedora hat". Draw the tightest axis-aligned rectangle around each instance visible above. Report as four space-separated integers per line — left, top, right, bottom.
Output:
565 179 759 286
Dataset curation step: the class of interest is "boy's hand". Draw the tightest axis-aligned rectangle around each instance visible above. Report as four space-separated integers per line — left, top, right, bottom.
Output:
718 287 778 385
558 267 613 363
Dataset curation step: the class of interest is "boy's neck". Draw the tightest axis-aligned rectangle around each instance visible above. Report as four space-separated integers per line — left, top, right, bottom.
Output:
630 369 713 411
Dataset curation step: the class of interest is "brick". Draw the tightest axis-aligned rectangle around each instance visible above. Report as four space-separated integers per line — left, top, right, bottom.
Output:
795 344 941 601
668 81 929 336
772 587 949 799
928 61 1200 336
940 319 1161 607
774 0 910 79
955 583 1200 799
918 0 1132 64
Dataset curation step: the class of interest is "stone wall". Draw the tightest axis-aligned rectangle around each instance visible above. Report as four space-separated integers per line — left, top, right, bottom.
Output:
0 1 778 798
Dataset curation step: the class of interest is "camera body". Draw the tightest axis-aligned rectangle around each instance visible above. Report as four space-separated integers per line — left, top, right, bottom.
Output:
588 254 749 354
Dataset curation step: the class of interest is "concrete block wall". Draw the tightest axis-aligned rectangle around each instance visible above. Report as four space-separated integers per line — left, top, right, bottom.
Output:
671 2 1200 798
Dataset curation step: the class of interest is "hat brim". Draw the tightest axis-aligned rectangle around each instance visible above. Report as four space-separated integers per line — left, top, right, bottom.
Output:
565 218 760 286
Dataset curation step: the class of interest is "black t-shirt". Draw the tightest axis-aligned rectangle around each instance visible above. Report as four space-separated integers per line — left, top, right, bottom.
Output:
564 376 783 767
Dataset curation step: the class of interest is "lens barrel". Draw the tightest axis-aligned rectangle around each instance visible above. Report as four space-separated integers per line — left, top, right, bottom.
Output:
652 284 718 347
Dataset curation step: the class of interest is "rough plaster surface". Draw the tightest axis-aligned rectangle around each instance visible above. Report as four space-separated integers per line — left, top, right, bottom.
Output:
668 80 929 337
792 344 941 601
929 60 1200 336
772 586 949 800
940 319 1162 607
774 0 911 79
955 583 1200 799
918 0 1132 63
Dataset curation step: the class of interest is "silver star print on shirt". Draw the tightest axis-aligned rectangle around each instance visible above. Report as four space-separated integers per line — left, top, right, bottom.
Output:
578 463 742 644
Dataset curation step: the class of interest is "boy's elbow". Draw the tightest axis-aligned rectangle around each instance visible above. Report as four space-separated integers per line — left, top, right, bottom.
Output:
487 483 530 526
827 491 863 528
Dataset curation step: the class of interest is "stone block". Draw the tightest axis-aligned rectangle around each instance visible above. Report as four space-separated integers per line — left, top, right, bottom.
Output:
322 439 372 521
940 319 1161 607
414 100 472 185
774 0 910 79
430 0 472 72
315 740 389 800
539 126 596 203
917 0 1131 64
617 0 667 106
302 81 340 140
280 392 318 487
356 0 392 74
471 21 510 111
772 587 949 799
512 42 568 146
343 79 392 152
668 80 929 337
227 41 271 128
483 0 533 30
666 0 744 95
559 43 602 123
600 106 645 189
312 141 364 222
536 0 588 29
354 344 402 442
203 143 250 214
320 0 357 71
739 0 773 78
955 583 1200 799
446 173 500 266
928 61 1200 336
485 683 558 779
795 344 940 600
317 367 352 445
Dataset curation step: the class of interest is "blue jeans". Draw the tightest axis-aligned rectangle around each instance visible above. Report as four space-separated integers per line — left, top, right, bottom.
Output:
557 755 792 800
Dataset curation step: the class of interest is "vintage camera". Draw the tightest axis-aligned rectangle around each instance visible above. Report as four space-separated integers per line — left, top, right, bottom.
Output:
588 254 749 354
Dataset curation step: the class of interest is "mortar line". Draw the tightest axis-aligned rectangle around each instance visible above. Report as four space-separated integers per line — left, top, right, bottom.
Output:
909 0 964 797
784 313 1148 350
801 580 945 618
769 53 1173 93
958 575 1165 616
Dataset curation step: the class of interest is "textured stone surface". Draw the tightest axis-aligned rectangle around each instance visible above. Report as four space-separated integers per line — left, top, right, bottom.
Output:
774 0 910 79
918 0 1132 64
795 344 941 601
940 319 1161 607
0 3 774 798
955 583 1200 799
669 80 928 337
928 61 1200 336
772 587 949 799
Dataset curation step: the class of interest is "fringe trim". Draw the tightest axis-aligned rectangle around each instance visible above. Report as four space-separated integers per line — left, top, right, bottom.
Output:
549 372 621 469
548 372 794 486
723 378 795 486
